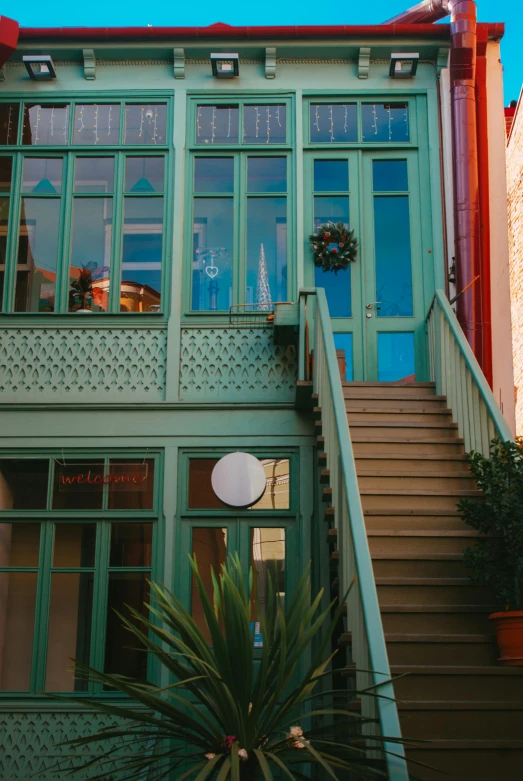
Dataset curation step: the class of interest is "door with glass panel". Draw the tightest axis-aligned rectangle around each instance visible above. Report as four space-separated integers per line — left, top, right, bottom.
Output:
308 151 428 381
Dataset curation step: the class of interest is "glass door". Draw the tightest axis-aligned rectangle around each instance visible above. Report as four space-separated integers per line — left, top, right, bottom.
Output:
307 150 430 381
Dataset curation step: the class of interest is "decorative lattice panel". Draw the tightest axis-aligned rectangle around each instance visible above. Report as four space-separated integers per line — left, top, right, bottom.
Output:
0 708 151 780
180 326 297 402
0 328 167 401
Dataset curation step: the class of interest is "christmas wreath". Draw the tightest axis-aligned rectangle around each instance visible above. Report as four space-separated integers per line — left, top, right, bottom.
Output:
310 221 358 274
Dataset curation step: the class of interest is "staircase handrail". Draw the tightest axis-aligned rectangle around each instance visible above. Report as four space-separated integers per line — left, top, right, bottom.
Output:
304 287 409 780
426 290 513 454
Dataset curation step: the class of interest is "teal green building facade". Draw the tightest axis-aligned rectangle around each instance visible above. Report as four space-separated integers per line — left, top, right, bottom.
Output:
0 15 515 779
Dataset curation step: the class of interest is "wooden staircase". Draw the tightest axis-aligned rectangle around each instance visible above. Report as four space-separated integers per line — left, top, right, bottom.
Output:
319 381 523 781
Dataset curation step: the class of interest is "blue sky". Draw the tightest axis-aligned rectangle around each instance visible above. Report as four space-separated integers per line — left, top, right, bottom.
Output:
14 0 523 104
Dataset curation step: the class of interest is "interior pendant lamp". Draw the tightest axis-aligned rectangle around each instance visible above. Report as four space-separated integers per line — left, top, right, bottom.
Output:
210 53 239 79
23 55 57 80
389 52 419 79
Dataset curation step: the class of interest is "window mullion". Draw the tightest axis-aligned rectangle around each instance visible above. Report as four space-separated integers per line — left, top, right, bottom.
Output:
32 521 54 693
236 153 246 306
3 152 22 312
110 152 125 313
56 151 74 312
90 519 111 693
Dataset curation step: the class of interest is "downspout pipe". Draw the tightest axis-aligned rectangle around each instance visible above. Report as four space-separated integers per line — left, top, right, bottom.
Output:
384 0 450 24
0 16 19 66
448 0 480 355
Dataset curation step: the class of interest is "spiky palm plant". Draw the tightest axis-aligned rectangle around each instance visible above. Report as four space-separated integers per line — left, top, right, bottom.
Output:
50 555 411 780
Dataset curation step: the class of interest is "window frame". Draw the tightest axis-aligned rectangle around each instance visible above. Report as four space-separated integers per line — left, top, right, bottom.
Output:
0 450 163 698
185 95 295 318
178 448 299 645
0 96 173 318
303 94 419 148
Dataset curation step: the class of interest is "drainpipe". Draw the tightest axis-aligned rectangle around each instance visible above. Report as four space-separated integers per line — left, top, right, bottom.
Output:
384 0 450 24
447 0 480 355
0 16 19 66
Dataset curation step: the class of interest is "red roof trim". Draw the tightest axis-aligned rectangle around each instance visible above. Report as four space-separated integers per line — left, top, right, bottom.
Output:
0 15 19 65
16 21 504 44
18 22 456 42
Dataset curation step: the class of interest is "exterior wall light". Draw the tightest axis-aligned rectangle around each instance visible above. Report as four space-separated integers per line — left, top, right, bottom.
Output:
389 53 419 79
23 55 57 80
210 53 239 79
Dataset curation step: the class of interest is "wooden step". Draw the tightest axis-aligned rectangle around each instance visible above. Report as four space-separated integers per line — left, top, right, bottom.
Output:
342 394 447 410
348 421 460 439
406 741 523 781
346 408 454 425
376 578 492 606
361 488 479 511
355 453 469 472
357 470 475 491
367 529 483 555
351 437 465 455
391 665 523 701
399 700 523 740
386 633 498 665
364 509 470 532
372 552 468 578
380 605 497 634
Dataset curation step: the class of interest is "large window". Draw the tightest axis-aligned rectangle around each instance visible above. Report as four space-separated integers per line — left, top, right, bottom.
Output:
180 452 297 644
0 454 159 694
0 100 169 314
188 98 292 314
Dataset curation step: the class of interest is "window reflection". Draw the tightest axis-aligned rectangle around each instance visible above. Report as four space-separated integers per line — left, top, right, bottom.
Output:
243 105 286 144
373 160 408 192
53 524 96 568
107 459 155 510
0 572 37 691
310 104 357 143
22 157 62 193
192 198 233 311
104 573 150 681
124 104 166 146
73 104 120 146
191 527 227 643
45 572 93 692
0 104 19 145
74 157 114 193
250 528 285 619
247 157 286 193
362 103 410 143
194 157 234 193
374 196 413 316
246 198 287 310
22 104 70 146
0 157 13 192
121 197 163 312
110 524 152 567
0 523 40 566
0 199 9 310
15 197 60 312
188 458 290 510
196 106 239 145
333 333 353 381
377 332 415 382
69 198 113 312
0 460 49 510
314 160 348 192
125 157 164 193
314 195 351 318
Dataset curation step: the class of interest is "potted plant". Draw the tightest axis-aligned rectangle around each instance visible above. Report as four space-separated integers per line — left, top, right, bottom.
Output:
69 266 94 312
459 438 523 666
48 556 419 779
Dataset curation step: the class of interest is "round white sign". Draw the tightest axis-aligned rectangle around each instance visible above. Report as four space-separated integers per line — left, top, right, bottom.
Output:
211 452 267 508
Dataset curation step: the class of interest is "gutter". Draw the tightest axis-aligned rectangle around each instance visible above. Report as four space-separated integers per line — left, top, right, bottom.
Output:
16 21 503 43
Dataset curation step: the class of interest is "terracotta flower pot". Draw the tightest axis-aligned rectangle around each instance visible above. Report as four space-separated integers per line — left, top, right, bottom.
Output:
489 611 523 666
